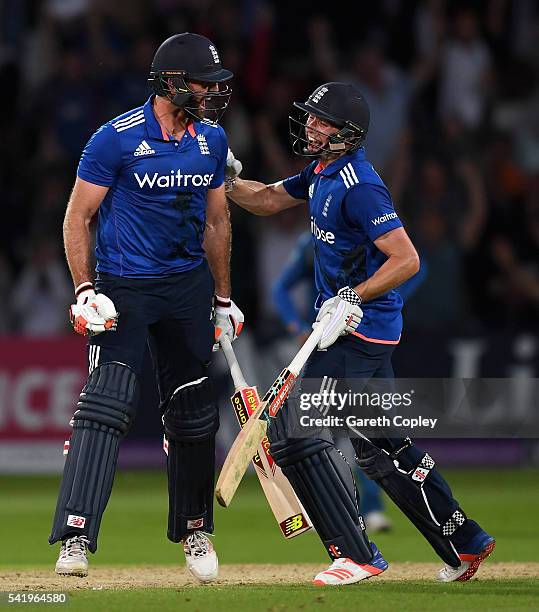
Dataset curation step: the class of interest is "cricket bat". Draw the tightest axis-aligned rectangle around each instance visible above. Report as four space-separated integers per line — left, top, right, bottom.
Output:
219 335 312 538
215 317 329 508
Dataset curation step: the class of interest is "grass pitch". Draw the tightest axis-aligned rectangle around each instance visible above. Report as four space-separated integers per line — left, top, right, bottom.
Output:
1 468 539 610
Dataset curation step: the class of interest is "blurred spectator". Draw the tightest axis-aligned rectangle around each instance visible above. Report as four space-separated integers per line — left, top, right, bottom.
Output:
401 157 486 330
252 77 305 181
342 36 438 179
343 42 413 177
10 239 72 336
486 182 539 327
415 0 446 60
438 8 492 130
26 168 71 242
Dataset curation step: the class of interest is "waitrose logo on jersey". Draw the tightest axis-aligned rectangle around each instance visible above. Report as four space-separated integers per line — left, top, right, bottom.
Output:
371 212 398 226
311 216 335 244
134 170 214 188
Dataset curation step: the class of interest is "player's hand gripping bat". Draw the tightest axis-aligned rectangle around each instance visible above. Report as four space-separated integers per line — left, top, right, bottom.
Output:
216 316 330 507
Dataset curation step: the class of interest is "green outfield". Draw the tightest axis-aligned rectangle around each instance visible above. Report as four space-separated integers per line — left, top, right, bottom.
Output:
1 468 539 610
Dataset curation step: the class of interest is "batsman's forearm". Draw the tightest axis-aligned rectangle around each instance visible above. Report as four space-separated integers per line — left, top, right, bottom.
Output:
354 254 420 302
63 209 94 289
204 213 232 298
228 178 281 216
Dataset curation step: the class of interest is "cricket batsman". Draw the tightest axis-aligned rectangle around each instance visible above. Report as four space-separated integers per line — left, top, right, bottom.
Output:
49 33 243 583
225 82 495 585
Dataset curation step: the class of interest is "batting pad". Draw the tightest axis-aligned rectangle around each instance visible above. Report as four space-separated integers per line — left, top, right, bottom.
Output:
49 419 122 552
163 377 219 541
270 421 373 564
49 363 140 552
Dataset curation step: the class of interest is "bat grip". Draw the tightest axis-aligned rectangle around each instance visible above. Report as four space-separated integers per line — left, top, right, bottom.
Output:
220 335 248 390
288 313 332 376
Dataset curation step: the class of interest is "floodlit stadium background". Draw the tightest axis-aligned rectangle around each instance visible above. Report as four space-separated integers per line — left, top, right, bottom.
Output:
0 0 537 476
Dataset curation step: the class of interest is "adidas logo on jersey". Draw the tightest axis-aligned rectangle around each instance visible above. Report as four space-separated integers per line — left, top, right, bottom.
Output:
134 140 155 156
197 134 210 155
309 184 314 199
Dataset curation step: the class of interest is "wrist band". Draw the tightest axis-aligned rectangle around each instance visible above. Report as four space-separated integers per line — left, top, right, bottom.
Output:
75 282 94 298
337 286 362 306
214 294 231 307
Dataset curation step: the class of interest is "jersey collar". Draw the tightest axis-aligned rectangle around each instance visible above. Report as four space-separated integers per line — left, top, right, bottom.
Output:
143 95 198 141
315 147 366 176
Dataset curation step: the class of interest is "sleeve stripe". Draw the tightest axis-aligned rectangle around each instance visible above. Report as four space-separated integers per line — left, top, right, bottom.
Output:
340 169 351 189
342 165 354 185
346 163 360 184
340 164 360 189
116 118 146 132
342 164 359 186
112 110 144 128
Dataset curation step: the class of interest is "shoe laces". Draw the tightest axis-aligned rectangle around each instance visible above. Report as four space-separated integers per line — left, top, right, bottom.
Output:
61 536 89 559
183 531 212 558
326 557 350 571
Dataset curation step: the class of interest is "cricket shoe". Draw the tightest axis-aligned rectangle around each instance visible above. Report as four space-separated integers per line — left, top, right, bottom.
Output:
183 531 218 583
313 542 388 586
55 536 89 577
365 511 392 533
437 531 496 582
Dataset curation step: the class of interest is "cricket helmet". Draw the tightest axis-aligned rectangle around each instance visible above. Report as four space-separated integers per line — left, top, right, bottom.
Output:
148 32 233 123
289 82 369 157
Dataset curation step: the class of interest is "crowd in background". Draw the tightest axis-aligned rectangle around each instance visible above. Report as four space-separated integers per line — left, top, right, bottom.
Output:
0 0 537 338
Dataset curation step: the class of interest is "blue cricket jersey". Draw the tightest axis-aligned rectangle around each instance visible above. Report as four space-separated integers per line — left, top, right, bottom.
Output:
283 148 404 344
77 96 228 277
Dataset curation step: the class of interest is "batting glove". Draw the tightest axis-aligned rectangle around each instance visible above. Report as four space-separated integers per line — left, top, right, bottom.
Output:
212 295 244 350
314 286 363 350
225 148 243 192
70 282 119 337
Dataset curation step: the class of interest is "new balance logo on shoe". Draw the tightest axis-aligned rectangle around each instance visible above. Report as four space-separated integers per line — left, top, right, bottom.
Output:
134 140 155 156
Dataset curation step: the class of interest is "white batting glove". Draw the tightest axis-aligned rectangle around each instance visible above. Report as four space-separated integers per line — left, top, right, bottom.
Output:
314 286 363 350
70 282 119 337
212 295 244 350
225 148 243 192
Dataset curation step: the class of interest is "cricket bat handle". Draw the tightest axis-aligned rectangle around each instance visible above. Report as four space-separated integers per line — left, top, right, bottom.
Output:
288 314 331 376
220 335 248 390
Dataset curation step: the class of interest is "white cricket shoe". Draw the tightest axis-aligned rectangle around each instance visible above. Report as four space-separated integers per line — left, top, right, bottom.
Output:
55 536 89 577
437 535 495 583
183 531 218 583
313 543 388 586
365 511 392 533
